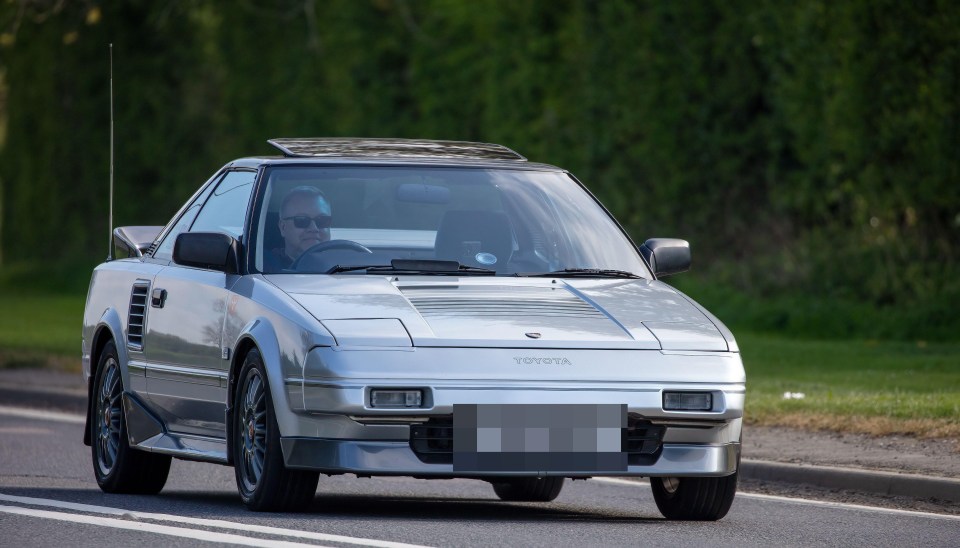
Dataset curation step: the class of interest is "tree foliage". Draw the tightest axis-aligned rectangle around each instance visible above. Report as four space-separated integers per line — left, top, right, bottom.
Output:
0 0 957 338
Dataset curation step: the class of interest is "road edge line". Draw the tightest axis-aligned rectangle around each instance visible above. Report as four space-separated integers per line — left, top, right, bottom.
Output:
0 405 85 424
0 504 326 548
0 493 431 548
589 477 960 521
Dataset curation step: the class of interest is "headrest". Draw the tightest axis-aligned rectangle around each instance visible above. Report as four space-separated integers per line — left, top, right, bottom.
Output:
263 211 282 253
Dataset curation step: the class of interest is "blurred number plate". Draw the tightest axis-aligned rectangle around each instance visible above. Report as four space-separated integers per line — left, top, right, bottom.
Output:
452 404 627 472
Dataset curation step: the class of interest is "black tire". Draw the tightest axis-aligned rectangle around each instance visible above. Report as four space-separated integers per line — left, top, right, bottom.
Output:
492 477 564 502
233 348 319 511
650 472 738 520
91 340 171 494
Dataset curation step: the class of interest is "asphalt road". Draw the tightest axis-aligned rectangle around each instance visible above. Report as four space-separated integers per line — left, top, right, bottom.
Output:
1 399 958 547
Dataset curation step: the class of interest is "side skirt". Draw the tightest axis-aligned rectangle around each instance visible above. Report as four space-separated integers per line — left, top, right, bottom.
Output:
122 391 228 464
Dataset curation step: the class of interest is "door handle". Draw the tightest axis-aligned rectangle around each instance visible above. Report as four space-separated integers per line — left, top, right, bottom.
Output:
151 288 167 308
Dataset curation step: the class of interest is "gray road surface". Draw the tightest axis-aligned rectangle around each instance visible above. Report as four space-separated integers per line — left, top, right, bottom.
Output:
1 399 958 548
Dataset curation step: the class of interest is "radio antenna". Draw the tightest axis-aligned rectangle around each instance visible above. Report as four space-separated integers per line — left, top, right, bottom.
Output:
107 43 114 261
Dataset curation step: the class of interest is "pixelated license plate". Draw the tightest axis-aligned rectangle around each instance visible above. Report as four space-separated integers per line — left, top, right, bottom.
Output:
452 404 628 472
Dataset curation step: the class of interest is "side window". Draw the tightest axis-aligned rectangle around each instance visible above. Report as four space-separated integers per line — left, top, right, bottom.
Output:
190 170 257 239
152 178 220 261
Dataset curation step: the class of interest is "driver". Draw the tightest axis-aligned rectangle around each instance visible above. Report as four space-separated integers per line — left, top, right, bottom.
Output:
269 186 332 269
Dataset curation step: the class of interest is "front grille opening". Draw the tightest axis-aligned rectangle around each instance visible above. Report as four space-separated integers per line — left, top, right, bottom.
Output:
410 416 453 464
626 414 665 466
408 413 666 467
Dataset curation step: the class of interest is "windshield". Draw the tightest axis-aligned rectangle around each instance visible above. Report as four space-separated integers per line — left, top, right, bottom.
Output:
252 166 649 277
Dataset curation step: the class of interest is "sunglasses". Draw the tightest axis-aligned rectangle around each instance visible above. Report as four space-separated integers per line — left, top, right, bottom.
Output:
283 215 332 229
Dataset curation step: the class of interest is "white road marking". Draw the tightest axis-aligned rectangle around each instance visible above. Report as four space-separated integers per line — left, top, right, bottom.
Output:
735 491 960 522
0 405 85 425
0 504 328 547
590 477 960 522
0 493 432 548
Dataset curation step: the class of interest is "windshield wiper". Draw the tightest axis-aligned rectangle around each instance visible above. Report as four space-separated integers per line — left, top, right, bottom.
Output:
514 268 643 279
327 259 496 276
325 264 385 274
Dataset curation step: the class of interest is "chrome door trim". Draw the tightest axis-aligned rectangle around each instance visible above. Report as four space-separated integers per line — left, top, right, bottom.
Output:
147 363 226 386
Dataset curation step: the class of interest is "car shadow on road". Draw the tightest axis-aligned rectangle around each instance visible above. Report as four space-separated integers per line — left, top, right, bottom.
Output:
304 493 654 523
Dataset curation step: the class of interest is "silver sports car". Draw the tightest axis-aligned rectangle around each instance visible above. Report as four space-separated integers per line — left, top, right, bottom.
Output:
82 138 745 520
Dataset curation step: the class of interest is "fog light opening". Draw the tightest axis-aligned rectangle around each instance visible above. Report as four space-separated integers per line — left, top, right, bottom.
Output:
371 389 423 408
663 391 712 411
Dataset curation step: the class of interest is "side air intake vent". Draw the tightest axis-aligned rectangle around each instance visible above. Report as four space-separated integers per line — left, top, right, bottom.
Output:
127 281 150 351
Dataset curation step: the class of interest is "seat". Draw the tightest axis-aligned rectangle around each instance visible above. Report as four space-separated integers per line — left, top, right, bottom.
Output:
434 210 513 269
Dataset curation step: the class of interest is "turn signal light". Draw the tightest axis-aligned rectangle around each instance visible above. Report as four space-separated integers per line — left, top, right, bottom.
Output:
663 391 713 411
371 389 423 408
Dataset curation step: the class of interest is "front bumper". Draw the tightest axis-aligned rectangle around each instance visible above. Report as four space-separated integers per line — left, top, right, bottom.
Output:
276 346 745 478
287 347 746 422
281 437 741 477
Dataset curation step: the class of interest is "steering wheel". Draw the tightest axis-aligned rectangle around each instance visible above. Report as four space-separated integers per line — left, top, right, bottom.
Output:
290 239 372 271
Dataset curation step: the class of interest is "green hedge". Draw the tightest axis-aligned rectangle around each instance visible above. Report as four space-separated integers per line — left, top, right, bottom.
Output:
1 0 957 339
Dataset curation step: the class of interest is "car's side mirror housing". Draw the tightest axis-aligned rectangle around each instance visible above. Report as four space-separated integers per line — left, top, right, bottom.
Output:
639 238 690 277
112 226 163 259
173 232 239 274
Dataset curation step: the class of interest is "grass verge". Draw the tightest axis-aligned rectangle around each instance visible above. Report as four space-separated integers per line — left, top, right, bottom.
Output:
0 291 85 371
741 332 960 438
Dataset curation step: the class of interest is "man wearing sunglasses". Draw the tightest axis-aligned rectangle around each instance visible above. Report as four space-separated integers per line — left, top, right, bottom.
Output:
271 185 333 269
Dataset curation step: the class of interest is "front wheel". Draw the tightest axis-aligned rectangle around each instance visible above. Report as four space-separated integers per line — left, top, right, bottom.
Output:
650 472 738 520
492 477 564 502
91 340 171 494
233 348 319 511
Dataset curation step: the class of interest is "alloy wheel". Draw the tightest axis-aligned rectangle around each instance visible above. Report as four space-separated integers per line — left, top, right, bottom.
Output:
95 358 123 476
238 369 267 493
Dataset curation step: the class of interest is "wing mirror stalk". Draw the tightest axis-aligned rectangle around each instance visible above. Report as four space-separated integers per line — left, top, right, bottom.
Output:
173 232 240 274
639 238 691 277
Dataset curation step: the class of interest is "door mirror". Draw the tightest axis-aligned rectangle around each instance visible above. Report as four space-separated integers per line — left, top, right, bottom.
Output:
112 226 163 259
173 232 239 273
639 238 690 277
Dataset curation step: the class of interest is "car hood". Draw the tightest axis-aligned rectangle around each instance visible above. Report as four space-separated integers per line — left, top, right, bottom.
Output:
264 275 729 351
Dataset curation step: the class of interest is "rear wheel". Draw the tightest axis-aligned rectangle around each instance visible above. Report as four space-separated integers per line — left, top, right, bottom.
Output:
91 340 171 494
233 348 319 511
650 472 738 520
492 477 564 502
